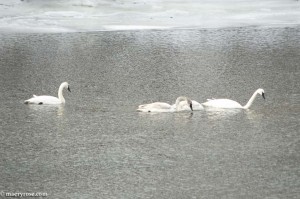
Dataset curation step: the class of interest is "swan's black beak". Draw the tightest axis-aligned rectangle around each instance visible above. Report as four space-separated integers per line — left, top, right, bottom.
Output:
262 92 265 100
190 103 193 111
68 86 71 92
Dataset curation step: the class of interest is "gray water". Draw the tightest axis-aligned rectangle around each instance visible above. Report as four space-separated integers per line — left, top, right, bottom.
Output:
0 27 299 198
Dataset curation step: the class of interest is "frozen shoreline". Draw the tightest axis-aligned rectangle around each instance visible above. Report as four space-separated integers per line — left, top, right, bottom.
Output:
0 0 300 32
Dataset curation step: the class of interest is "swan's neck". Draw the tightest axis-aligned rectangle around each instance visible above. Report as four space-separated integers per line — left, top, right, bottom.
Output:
174 97 186 110
243 91 259 109
58 85 65 104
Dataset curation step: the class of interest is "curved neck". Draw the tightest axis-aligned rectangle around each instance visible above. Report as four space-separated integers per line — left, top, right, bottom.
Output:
58 84 65 104
243 91 258 109
175 97 186 110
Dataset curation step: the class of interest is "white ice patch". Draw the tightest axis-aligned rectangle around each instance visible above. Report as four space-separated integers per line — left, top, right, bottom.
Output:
0 0 300 32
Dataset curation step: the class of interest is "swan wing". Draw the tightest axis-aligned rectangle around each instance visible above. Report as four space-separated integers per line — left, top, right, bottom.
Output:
24 95 61 105
202 99 243 109
191 100 204 110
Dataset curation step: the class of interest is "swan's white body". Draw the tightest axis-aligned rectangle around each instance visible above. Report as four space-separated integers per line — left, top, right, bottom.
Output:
174 100 204 111
138 102 174 113
137 96 193 113
24 82 71 105
202 88 265 109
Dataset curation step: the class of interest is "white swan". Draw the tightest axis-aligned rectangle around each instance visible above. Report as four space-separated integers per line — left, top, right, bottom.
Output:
137 96 193 112
202 88 265 109
175 100 204 111
24 82 71 105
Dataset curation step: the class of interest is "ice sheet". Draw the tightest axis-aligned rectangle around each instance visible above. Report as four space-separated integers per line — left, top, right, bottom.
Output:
0 0 299 32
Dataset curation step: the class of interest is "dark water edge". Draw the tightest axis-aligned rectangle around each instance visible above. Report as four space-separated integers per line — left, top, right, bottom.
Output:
0 26 299 199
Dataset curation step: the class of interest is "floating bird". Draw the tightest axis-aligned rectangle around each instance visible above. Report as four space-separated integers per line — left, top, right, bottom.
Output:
137 96 194 112
24 82 71 105
202 88 265 109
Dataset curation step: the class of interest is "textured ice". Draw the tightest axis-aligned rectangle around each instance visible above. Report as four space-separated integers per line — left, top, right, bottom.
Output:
0 0 299 32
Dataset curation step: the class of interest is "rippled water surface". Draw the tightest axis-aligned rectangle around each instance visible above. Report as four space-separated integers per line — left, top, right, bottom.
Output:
0 27 299 198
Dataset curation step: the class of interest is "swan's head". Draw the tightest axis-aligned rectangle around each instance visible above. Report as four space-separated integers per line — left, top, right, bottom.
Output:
176 96 193 111
186 98 193 111
61 82 71 92
257 88 265 99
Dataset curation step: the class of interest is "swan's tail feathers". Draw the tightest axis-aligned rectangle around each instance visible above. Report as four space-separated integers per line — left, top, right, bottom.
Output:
33 95 37 98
